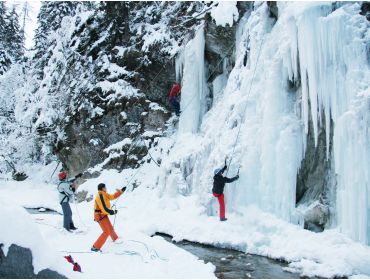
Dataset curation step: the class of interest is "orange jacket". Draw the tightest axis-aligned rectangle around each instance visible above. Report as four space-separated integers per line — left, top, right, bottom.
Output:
94 190 122 218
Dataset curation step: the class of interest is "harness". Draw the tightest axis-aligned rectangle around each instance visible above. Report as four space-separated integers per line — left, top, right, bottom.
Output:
94 193 112 223
57 181 71 204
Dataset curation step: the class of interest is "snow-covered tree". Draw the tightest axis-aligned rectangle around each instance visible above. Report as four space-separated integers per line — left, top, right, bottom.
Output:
33 1 80 77
0 2 11 74
4 7 24 61
0 2 6 41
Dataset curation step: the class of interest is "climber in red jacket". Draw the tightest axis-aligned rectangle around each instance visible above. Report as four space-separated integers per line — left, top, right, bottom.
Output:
169 83 181 116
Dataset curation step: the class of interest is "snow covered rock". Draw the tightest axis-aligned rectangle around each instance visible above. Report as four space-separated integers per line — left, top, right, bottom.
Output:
0 245 66 279
0 198 68 278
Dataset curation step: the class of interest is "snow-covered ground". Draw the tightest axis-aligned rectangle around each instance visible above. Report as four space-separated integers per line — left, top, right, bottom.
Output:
1 164 370 278
0 176 215 278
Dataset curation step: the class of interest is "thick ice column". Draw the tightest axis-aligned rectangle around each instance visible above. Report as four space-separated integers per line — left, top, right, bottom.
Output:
294 3 370 244
178 27 207 134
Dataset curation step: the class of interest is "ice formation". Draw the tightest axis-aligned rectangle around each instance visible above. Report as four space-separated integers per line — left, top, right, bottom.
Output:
163 2 370 245
177 26 207 135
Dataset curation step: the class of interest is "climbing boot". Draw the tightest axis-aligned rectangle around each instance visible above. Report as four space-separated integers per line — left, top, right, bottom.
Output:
91 246 101 252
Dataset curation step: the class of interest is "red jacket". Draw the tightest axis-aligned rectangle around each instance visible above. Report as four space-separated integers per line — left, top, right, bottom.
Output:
169 83 181 98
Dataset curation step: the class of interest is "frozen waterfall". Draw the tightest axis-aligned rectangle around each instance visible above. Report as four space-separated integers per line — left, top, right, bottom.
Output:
162 2 370 245
176 26 207 135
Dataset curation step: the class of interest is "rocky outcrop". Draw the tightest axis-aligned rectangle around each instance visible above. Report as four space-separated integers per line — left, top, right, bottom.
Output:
267 2 278 20
360 2 370 21
296 103 334 231
0 244 66 279
54 3 248 176
303 202 330 233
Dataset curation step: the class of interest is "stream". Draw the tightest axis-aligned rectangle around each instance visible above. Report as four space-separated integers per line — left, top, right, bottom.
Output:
155 233 300 279
25 208 300 279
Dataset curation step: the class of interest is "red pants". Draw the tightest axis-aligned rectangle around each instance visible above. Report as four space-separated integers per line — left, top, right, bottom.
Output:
213 193 225 219
93 215 118 249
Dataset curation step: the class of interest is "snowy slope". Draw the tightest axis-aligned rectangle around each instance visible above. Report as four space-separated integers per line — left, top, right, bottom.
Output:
0 179 215 278
0 197 70 276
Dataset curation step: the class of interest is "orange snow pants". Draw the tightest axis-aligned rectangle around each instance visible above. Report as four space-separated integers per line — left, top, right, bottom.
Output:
93 215 118 249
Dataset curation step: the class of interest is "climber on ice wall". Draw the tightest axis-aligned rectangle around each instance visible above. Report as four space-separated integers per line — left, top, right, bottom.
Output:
91 183 127 252
212 160 239 221
169 82 181 116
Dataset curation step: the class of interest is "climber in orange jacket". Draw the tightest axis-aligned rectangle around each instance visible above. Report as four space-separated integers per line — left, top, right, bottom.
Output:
91 183 127 252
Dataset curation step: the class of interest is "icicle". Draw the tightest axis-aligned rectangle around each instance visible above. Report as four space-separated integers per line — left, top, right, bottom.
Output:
178 26 207 134
175 50 184 83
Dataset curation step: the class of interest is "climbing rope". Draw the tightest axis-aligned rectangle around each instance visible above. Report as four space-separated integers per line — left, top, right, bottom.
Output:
225 36 265 176
49 160 61 183
111 20 237 211
112 163 146 228
127 239 168 261
139 135 161 167
73 198 89 230
59 239 168 262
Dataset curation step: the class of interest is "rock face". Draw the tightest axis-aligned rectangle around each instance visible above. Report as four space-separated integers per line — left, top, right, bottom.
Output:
360 2 370 21
296 102 334 231
53 3 245 177
0 244 66 279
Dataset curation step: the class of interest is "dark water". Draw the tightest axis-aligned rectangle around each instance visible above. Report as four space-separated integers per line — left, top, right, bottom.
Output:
156 233 300 279
25 207 61 215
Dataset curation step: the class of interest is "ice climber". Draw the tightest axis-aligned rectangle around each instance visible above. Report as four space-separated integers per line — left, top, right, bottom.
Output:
169 82 181 116
91 183 127 252
57 171 83 231
212 161 239 221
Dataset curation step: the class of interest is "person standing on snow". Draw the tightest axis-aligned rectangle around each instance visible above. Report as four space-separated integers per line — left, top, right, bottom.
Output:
57 171 83 232
212 161 239 221
91 183 127 252
169 82 181 116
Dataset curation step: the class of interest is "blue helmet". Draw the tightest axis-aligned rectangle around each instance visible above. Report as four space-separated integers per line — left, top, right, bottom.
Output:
214 168 222 176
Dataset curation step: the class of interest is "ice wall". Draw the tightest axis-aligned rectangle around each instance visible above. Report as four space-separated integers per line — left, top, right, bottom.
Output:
290 3 370 244
161 2 370 244
177 27 207 135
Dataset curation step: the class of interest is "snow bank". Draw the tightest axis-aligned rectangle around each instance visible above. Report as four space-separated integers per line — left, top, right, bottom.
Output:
211 1 239 27
0 176 216 278
0 197 68 275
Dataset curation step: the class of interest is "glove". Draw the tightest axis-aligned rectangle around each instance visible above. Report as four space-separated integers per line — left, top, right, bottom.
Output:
121 187 127 192
110 209 118 215
75 173 83 178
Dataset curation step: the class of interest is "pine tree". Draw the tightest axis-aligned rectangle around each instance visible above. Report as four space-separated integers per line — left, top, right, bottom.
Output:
4 7 24 61
33 1 80 77
0 43 11 75
0 2 11 74
19 2 31 51
0 2 6 40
